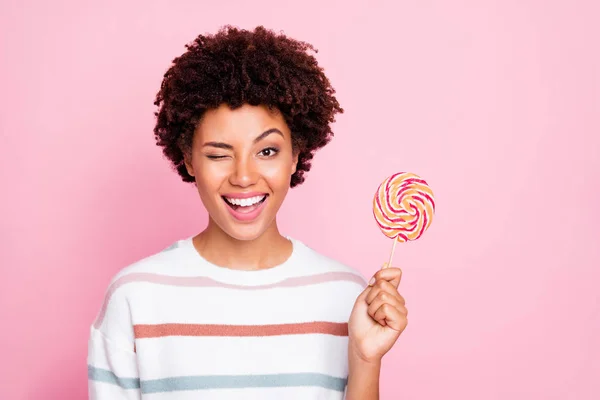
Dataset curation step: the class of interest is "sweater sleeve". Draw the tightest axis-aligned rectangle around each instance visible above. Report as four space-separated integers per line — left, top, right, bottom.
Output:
88 327 141 399
87 277 141 399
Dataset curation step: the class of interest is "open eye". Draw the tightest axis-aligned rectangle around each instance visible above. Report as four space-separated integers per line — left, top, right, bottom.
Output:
259 147 279 157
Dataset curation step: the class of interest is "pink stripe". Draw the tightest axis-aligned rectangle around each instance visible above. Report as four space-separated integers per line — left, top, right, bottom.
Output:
418 211 429 239
423 192 436 211
93 271 366 329
396 232 409 241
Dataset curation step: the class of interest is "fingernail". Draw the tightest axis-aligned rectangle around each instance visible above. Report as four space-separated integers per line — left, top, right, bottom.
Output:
368 276 375 286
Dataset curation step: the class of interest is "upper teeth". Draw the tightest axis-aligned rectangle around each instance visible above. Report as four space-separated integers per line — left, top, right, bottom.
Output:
225 195 266 207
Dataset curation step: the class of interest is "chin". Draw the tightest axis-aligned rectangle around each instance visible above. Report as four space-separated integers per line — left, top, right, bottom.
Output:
222 223 270 242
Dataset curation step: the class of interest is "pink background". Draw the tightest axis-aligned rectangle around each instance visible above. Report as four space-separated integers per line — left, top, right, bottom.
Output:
1 0 599 399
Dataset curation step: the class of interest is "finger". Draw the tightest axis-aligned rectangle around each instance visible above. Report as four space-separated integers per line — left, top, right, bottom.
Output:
370 306 387 326
357 285 373 302
367 291 406 321
369 267 402 289
373 303 408 331
366 280 403 305
366 280 404 305
369 290 406 311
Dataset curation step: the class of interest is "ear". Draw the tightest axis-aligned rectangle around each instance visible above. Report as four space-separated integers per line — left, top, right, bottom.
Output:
291 152 299 175
184 152 195 177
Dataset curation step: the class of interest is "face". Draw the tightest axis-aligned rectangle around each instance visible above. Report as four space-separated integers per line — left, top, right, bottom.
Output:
185 103 298 241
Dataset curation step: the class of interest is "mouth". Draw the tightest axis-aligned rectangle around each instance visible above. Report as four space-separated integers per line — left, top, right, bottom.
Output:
222 194 269 221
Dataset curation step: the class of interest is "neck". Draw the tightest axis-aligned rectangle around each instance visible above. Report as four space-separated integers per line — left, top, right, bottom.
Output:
192 218 292 271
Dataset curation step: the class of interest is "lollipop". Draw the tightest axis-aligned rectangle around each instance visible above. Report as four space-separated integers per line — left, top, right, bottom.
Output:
373 172 435 267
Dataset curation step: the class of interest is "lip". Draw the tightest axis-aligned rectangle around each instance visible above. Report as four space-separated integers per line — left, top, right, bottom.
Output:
223 195 268 222
221 191 267 199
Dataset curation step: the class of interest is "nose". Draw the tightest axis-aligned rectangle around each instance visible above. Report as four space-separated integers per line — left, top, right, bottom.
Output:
228 155 258 188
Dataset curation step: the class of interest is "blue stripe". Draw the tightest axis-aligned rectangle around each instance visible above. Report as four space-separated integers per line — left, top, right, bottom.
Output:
88 366 140 389
141 373 347 393
89 366 347 393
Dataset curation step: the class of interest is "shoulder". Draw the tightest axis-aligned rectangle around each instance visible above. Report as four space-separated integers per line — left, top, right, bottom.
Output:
291 239 367 317
100 238 195 304
292 238 368 287
91 239 192 331
109 239 192 282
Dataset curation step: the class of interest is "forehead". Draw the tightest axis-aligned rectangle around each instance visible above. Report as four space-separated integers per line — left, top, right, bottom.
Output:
195 103 290 141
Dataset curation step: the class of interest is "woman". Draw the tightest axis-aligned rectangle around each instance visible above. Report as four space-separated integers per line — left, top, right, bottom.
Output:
88 25 407 400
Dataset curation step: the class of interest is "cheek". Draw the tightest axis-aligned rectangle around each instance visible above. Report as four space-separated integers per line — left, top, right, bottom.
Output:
263 159 294 187
193 160 225 193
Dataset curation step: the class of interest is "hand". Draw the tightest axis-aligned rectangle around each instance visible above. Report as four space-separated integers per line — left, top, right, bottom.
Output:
348 265 408 364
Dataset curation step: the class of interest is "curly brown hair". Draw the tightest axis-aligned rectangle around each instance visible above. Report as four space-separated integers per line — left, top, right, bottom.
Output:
153 25 344 187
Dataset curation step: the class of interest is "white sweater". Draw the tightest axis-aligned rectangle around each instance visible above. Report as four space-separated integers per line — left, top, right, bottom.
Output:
88 237 367 399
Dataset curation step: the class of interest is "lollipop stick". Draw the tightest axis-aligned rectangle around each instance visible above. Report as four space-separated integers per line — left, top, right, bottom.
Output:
386 238 398 269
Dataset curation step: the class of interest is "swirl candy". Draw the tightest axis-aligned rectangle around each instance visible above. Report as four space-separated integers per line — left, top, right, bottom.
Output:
373 172 435 265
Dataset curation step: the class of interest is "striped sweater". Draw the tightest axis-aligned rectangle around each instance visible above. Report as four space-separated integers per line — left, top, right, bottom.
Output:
88 237 367 399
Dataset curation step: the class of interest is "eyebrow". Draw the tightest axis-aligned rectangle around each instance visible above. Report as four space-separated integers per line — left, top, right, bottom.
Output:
202 128 284 150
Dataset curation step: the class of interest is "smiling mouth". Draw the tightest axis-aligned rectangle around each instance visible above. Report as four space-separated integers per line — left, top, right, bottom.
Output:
222 194 268 212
